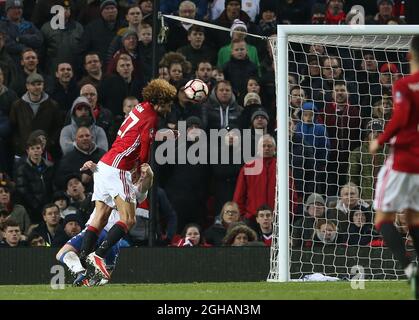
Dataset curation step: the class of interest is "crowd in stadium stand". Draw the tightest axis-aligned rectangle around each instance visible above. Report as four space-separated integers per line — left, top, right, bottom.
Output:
0 0 416 250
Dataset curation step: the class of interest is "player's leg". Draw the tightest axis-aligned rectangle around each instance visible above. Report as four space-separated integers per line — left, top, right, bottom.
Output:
375 211 412 271
79 201 112 265
57 244 85 275
57 234 91 287
405 209 419 299
87 197 136 279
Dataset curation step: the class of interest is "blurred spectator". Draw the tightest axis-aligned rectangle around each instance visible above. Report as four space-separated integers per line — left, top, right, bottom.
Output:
209 0 251 50
177 25 216 73
0 181 31 236
78 0 124 63
256 3 277 36
159 52 192 89
335 182 370 218
174 223 209 247
14 136 55 224
371 94 393 124
106 29 145 84
40 0 83 76
161 118 209 233
209 126 243 216
59 96 108 155
312 219 345 245
99 54 143 116
223 39 258 100
239 93 265 129
204 201 241 246
254 204 273 246
52 190 77 218
195 60 216 93
79 84 114 140
300 55 320 102
10 48 53 97
160 0 209 21
106 4 144 63
367 0 396 24
292 193 327 248
166 1 198 52
9 72 63 159
222 222 257 246
233 134 277 226
321 81 361 196
138 0 154 25
32 203 61 245
27 129 54 165
289 86 306 120
293 102 328 196
158 66 170 82
0 0 43 65
348 119 388 203
137 23 165 83
240 0 260 22
0 30 17 87
211 67 225 82
55 126 106 191
51 213 82 247
289 118 317 198
50 62 80 112
27 231 47 247
217 19 260 74
325 0 346 24
167 84 204 129
0 65 17 176
346 208 376 246
0 219 27 247
311 3 326 24
64 173 94 225
77 53 104 89
202 80 243 130
370 63 401 98
357 50 379 112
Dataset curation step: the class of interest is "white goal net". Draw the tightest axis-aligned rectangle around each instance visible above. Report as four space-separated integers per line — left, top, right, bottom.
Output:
268 27 417 281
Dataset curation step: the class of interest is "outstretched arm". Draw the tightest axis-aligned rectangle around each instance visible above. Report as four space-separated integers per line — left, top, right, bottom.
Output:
134 163 154 203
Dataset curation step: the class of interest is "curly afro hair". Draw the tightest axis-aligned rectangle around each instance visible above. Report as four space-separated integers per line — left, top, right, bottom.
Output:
142 79 177 104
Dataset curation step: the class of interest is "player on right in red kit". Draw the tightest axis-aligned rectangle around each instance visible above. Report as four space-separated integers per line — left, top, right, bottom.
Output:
78 79 177 279
370 35 419 299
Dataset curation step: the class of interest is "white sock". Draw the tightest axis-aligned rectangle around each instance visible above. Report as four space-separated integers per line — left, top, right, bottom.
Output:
62 251 85 274
404 263 415 278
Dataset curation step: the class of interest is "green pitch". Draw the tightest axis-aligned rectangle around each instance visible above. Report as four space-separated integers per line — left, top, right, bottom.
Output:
0 281 412 300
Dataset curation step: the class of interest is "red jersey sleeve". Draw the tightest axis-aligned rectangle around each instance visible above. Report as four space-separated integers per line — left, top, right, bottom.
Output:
377 81 411 145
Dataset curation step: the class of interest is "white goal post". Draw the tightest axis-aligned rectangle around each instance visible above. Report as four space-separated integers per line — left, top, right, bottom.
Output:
269 25 419 283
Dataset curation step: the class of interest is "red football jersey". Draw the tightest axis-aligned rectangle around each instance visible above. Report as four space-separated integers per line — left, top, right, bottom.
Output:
378 71 419 173
101 102 158 171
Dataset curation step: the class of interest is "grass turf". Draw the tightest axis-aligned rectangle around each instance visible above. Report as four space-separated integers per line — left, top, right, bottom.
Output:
0 281 412 300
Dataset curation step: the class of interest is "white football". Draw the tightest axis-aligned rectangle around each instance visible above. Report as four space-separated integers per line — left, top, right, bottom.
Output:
183 79 209 103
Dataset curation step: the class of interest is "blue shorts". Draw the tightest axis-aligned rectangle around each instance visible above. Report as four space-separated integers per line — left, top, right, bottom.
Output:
67 229 120 268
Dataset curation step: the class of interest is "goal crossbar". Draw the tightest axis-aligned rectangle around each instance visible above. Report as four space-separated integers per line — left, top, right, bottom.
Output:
273 24 419 283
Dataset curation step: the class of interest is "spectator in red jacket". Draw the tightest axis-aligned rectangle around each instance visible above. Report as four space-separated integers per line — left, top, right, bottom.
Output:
325 0 346 24
233 134 297 227
174 223 210 247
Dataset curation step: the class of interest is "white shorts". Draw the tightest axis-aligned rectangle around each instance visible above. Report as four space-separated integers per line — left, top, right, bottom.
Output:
92 161 136 207
374 164 419 212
